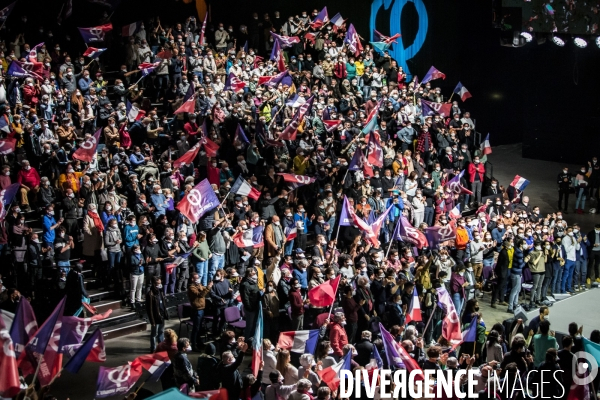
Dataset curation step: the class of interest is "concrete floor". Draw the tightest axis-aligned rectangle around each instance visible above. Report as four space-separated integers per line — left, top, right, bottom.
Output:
47 144 600 399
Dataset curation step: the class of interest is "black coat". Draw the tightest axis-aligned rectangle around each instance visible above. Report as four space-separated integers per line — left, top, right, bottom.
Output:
354 338 374 367
145 287 168 325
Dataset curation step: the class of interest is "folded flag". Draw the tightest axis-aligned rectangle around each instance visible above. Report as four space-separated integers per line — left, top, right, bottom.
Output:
9 297 37 359
251 304 263 376
348 147 374 177
285 94 306 108
421 65 446 84
308 275 341 307
510 175 530 191
165 252 192 273
83 47 107 59
78 23 112 43
233 226 264 248
96 362 143 399
270 40 286 73
310 7 329 30
121 21 141 37
63 329 106 373
317 349 352 390
277 330 320 355
453 81 472 101
366 133 384 168
230 176 261 200
198 13 208 46
304 32 319 45
270 32 300 49
480 133 492 155
405 286 422 323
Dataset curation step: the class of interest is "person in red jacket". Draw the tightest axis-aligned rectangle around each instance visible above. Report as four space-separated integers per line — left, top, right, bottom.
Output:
329 312 349 359
468 156 485 205
333 57 347 80
207 157 220 186
288 277 305 330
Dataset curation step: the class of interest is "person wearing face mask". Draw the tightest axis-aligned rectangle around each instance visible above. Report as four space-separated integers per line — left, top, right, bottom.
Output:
288 277 306 330
586 223 600 285
173 337 200 388
328 312 349 359
144 277 168 347
506 238 527 313
143 234 164 279
455 219 470 262
187 272 213 351
557 167 572 213
355 275 375 334
82 203 104 261
450 264 469 313
527 241 546 307
128 244 145 307
560 227 580 294
573 167 589 214
240 267 261 336
340 285 362 344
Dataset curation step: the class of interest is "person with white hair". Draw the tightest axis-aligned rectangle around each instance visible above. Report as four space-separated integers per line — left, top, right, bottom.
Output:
288 379 313 400
298 353 321 394
82 203 104 260
354 330 374 366
329 311 348 359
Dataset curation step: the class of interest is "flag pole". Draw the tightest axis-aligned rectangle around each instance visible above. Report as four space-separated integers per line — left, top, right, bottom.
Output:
327 276 341 318
29 354 44 388
134 382 145 394
47 367 64 386
385 218 400 258
421 301 437 339
447 93 454 103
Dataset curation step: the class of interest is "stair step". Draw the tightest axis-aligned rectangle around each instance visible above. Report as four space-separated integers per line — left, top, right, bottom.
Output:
92 310 138 327
88 290 112 302
96 321 148 340
95 300 123 314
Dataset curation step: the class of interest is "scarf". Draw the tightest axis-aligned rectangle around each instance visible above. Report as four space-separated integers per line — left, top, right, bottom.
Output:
89 211 104 232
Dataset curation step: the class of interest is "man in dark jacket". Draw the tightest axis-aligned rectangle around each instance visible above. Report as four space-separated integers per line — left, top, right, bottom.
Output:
491 238 513 308
217 342 248 400
210 268 232 335
354 331 374 367
239 267 261 340
289 277 305 330
146 276 169 352
188 272 212 350
65 262 88 316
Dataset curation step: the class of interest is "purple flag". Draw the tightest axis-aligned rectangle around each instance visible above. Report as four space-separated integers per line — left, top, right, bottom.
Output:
339 196 354 226
176 179 220 224
270 32 300 49
25 297 65 356
96 363 143 398
348 147 365 171
0 182 21 220
9 297 38 358
421 66 446 84
424 224 456 249
262 71 293 89
78 23 112 43
0 2 16 24
270 39 282 62
234 124 250 145
379 323 405 368
462 315 479 342
63 329 105 373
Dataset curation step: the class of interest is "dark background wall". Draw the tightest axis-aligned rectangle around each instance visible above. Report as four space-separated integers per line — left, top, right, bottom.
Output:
2 0 599 164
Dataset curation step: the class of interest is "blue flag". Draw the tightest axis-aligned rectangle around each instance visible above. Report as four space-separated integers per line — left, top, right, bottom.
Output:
371 345 383 368
25 297 65 355
583 337 600 365
235 124 250 145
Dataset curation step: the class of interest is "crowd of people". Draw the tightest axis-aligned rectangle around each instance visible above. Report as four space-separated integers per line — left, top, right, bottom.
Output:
0 4 599 400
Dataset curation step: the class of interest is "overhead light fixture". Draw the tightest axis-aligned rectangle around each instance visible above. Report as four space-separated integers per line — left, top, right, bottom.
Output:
595 36 600 48
574 37 588 48
520 32 533 42
552 35 565 47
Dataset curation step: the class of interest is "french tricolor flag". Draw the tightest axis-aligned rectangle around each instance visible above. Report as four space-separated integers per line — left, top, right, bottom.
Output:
511 175 530 191
480 133 492 155
230 176 261 200
122 21 141 37
284 226 297 241
453 81 472 101
277 330 319 354
405 286 422 323
317 350 352 390
449 203 462 219
82 47 106 59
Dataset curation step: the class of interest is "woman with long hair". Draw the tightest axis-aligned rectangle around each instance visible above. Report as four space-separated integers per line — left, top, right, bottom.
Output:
275 349 298 385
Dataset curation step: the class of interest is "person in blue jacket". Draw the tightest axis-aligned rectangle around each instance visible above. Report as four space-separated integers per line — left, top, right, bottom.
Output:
42 205 63 248
573 223 589 291
293 204 313 251
123 214 140 257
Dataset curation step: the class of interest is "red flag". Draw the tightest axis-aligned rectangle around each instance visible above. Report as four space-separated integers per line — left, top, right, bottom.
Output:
200 135 219 157
134 351 170 372
323 119 342 133
405 286 422 323
156 50 172 60
352 211 379 247
73 128 101 162
366 133 383 168
0 317 20 398
275 44 286 72
198 13 208 46
174 143 201 168
174 85 196 114
308 275 341 307
280 96 314 140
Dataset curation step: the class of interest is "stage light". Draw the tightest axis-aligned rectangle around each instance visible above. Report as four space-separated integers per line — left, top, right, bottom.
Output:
574 37 588 48
552 35 565 46
520 32 533 42
595 36 600 48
